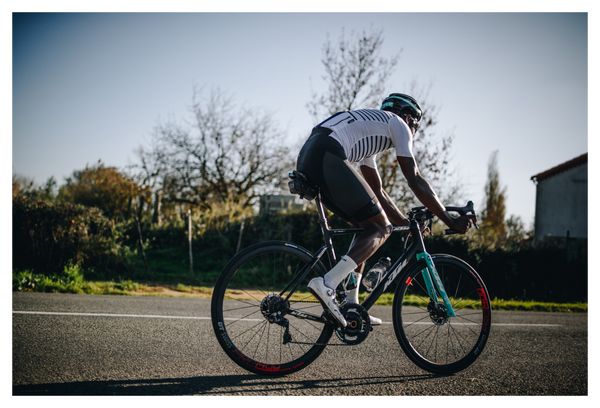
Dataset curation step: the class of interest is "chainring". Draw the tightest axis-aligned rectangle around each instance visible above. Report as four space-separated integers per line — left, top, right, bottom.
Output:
335 303 371 345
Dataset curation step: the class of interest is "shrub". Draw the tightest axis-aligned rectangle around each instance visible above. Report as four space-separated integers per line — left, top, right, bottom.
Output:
13 195 129 277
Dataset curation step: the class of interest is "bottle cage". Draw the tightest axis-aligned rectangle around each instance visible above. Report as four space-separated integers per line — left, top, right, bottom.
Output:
288 170 318 201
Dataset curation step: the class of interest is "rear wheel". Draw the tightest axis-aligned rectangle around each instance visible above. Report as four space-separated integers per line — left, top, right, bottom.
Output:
211 241 334 376
393 254 491 374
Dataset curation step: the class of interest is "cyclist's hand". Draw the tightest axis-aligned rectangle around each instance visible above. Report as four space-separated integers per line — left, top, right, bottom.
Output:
449 214 474 234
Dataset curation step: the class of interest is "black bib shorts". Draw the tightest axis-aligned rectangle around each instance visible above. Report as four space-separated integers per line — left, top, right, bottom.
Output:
296 126 382 223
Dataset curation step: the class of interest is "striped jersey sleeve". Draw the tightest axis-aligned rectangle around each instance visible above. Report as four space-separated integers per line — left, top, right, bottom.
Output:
389 115 414 158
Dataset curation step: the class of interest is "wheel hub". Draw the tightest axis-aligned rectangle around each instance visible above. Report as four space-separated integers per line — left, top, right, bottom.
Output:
427 301 448 325
260 293 289 323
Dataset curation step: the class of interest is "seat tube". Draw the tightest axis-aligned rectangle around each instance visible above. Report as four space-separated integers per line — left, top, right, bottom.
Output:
315 196 336 265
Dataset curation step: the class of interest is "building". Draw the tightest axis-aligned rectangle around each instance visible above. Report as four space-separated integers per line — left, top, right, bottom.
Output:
259 194 307 215
530 153 587 241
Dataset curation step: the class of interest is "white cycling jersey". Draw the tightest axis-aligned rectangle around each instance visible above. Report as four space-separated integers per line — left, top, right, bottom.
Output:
318 109 414 169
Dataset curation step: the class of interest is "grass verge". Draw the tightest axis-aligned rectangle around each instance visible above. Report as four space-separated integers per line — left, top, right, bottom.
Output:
13 270 587 313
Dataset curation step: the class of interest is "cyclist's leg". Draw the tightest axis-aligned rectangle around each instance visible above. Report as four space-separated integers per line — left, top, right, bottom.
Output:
345 212 392 266
297 128 391 325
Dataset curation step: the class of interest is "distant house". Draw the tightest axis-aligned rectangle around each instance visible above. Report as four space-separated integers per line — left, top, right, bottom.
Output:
530 153 587 241
259 194 307 215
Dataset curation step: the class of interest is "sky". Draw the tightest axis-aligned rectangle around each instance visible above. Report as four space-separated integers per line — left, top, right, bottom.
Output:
12 12 588 226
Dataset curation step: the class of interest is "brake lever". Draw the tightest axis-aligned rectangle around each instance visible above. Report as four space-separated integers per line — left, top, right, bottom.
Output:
465 201 479 229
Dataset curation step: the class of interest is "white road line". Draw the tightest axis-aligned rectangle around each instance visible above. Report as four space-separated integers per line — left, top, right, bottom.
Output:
12 310 562 327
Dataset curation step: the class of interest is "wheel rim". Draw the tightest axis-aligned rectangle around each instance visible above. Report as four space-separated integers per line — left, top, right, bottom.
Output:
214 246 332 371
398 258 491 368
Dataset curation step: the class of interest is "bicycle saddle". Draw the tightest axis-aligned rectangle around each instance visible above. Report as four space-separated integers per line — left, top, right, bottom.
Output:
288 170 319 200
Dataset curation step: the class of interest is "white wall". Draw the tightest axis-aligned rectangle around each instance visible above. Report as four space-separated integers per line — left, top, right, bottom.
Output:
534 164 587 240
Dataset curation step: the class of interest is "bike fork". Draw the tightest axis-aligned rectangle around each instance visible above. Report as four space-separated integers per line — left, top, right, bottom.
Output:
416 252 456 317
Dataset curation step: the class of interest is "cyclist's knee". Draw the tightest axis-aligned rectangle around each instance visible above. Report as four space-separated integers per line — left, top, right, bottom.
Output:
375 223 393 243
362 221 392 246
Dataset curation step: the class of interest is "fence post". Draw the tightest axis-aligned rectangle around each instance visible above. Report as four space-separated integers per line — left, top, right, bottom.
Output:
188 209 193 276
135 214 148 274
236 218 246 253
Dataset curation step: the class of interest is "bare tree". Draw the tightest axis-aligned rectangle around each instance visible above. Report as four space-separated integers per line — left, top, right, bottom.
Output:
307 28 461 209
133 88 292 222
307 28 399 120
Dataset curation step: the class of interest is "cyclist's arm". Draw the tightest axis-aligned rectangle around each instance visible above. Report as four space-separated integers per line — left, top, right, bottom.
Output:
359 165 409 227
396 156 455 227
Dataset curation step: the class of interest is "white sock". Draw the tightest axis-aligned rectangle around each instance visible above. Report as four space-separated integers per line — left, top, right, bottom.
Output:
324 255 358 289
346 273 362 304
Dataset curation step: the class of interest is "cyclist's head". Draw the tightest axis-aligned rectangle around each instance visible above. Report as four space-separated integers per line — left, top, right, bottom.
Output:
381 93 422 132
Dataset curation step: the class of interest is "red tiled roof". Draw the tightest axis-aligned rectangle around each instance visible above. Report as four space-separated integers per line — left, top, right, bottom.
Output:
530 153 588 183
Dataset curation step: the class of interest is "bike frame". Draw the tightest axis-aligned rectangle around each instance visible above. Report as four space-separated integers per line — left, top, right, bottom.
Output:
281 194 457 322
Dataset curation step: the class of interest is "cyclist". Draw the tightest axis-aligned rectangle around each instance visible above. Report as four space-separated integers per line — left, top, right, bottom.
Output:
296 93 473 327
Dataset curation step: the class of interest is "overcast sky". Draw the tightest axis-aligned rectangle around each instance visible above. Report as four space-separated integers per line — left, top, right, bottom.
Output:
12 12 587 225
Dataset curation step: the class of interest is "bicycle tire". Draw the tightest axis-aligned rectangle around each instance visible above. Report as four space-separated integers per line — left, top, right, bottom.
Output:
392 254 491 375
211 241 334 376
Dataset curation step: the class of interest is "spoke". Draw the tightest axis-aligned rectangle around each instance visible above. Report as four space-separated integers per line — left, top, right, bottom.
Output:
240 321 267 352
425 325 439 357
225 298 260 308
279 325 283 364
449 322 463 360
451 288 479 310
405 297 430 312
454 314 483 326
231 318 266 341
454 272 463 298
449 323 468 354
240 289 263 304
446 323 450 364
223 304 260 313
455 311 484 317
452 319 479 336
265 322 271 363
289 321 316 343
290 314 322 332
415 324 437 351
434 325 440 362
252 321 269 359
226 308 262 328
403 314 431 328
411 322 436 340
413 273 431 298
402 310 430 315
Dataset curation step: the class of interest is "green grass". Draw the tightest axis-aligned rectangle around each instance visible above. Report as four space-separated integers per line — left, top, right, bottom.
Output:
13 269 586 313
370 292 587 312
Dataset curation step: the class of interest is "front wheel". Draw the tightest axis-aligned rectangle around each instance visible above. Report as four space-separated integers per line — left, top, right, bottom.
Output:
393 254 491 375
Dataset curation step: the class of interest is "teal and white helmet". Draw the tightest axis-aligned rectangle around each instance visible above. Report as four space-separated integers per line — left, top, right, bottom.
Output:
380 93 422 122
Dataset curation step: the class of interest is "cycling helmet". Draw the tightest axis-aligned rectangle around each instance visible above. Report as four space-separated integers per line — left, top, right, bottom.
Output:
380 93 422 121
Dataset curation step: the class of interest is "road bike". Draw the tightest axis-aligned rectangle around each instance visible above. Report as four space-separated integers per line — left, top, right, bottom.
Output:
211 171 491 376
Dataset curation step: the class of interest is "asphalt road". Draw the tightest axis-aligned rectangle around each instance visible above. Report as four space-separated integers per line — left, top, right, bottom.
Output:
13 292 587 395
